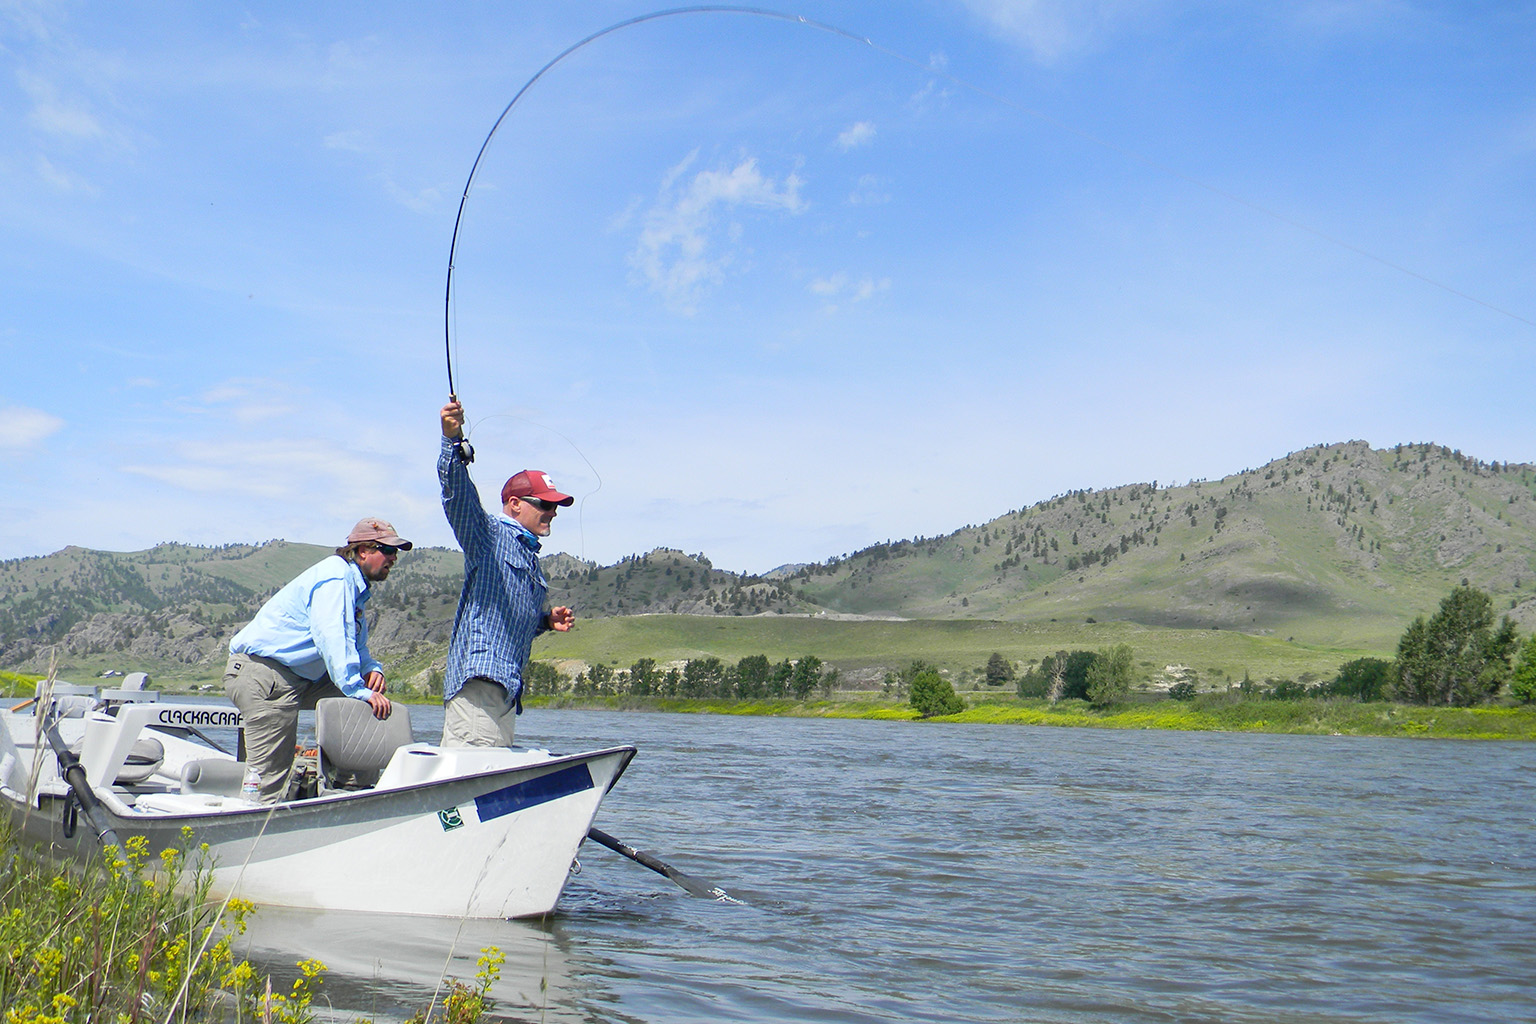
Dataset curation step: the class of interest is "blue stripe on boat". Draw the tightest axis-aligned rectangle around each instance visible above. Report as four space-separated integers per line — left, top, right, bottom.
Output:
475 763 595 823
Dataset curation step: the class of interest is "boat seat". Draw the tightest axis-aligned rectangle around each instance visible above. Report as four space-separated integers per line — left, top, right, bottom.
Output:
68 735 165 785
37 681 99 720
179 758 248 797
314 698 413 792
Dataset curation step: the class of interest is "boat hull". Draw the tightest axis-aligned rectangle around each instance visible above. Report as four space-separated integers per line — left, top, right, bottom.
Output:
3 707 634 918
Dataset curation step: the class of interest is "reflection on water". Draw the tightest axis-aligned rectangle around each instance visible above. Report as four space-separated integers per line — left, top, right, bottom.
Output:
207 703 1536 1024
238 907 592 1023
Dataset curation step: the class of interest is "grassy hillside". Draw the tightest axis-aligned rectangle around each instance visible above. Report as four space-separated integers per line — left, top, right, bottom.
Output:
790 442 1536 649
4 440 1533 685
530 614 1377 690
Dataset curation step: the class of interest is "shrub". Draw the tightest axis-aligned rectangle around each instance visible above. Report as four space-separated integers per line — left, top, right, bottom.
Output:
1330 657 1392 701
910 669 965 717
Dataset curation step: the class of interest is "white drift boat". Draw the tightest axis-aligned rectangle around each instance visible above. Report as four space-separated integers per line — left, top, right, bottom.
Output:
0 680 635 919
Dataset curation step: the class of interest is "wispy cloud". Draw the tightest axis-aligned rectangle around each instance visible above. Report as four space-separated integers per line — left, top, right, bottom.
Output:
324 128 371 152
808 272 891 312
33 153 96 194
848 173 891 206
836 121 876 151
0 405 64 450
197 380 297 424
629 151 807 315
957 0 1149 62
122 437 398 502
17 69 107 141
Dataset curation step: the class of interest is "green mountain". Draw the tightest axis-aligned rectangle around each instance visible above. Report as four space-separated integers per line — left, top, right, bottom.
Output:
791 441 1536 648
2 441 1532 682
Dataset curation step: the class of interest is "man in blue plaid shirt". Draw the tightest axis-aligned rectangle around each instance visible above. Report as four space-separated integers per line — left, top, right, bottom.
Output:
438 399 575 746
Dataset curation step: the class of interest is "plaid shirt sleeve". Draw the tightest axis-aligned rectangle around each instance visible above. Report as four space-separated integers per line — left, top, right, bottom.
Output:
438 436 549 710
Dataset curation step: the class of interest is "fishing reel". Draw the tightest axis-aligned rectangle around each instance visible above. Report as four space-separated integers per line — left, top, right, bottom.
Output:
452 436 475 465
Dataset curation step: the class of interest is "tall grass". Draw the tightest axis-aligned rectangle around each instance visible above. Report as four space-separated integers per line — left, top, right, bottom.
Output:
0 820 255 1022
1 815 508 1022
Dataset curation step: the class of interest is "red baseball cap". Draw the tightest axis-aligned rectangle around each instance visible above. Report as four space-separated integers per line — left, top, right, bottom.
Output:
501 470 574 507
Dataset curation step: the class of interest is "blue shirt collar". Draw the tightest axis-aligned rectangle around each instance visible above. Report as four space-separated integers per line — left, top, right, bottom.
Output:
498 514 542 552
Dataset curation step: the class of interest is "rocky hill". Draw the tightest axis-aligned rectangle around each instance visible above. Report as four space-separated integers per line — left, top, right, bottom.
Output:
0 540 796 678
791 441 1536 647
2 441 1532 678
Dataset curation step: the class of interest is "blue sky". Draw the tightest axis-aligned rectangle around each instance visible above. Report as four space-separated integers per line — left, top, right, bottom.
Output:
2 1 1533 574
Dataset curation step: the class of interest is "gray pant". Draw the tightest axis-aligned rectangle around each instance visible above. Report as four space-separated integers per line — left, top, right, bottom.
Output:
441 677 517 747
223 653 343 803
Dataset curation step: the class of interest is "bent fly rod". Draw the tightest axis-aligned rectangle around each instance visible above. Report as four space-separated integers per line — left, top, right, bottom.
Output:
440 4 1534 382
440 6 888 404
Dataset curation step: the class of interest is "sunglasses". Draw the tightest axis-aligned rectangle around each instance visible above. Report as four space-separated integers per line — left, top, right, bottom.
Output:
371 544 401 556
519 497 559 512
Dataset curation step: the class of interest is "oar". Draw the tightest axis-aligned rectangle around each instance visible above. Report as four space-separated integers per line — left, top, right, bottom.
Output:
39 708 121 850
585 827 742 903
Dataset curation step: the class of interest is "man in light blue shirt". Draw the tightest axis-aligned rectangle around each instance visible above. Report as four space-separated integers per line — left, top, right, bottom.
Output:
439 399 575 746
224 517 411 802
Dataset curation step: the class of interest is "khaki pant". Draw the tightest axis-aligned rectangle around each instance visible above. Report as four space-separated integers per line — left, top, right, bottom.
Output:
441 678 517 747
223 653 343 803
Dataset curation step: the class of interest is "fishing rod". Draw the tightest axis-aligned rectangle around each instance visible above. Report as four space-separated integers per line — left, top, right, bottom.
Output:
441 6 879 403
440 6 1533 405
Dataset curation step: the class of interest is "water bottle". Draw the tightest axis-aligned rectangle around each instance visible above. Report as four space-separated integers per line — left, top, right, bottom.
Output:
241 766 261 800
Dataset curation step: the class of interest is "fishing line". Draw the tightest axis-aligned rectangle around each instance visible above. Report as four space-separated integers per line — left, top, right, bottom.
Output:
442 6 876 403
443 5 1532 404
464 410 604 562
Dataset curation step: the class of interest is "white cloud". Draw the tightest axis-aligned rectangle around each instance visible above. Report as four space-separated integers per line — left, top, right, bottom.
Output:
324 129 370 152
197 380 297 424
628 153 807 314
808 273 891 312
849 173 891 206
957 0 1151 62
34 153 95 193
381 175 443 213
123 437 395 500
836 121 876 151
17 69 106 141
0 405 64 450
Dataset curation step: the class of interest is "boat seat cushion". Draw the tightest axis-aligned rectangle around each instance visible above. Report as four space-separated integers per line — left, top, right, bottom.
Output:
69 736 165 785
180 758 247 797
314 697 413 789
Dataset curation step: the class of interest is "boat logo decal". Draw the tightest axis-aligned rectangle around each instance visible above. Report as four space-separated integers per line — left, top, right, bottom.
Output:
474 763 594 824
156 708 243 727
438 807 465 831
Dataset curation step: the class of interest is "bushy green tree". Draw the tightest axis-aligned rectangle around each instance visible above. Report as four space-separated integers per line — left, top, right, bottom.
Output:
984 652 1015 686
909 669 965 717
1017 650 1096 700
1509 635 1536 704
523 660 563 696
1086 644 1134 706
1392 586 1518 706
735 654 771 699
1167 679 1197 701
1330 657 1391 701
626 657 657 696
681 656 726 698
790 655 823 699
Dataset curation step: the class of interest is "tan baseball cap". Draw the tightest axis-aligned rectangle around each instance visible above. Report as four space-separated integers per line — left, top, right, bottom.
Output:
346 518 413 549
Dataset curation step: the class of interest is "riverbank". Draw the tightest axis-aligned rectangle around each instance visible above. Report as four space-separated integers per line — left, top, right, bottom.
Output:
529 694 1536 741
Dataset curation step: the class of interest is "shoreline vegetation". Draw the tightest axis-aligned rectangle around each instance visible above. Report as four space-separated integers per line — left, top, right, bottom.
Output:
7 670 1534 742
0 815 503 1022
528 693 1536 741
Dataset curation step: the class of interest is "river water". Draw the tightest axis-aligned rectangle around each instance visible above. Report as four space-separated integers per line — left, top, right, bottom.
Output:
233 707 1536 1023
